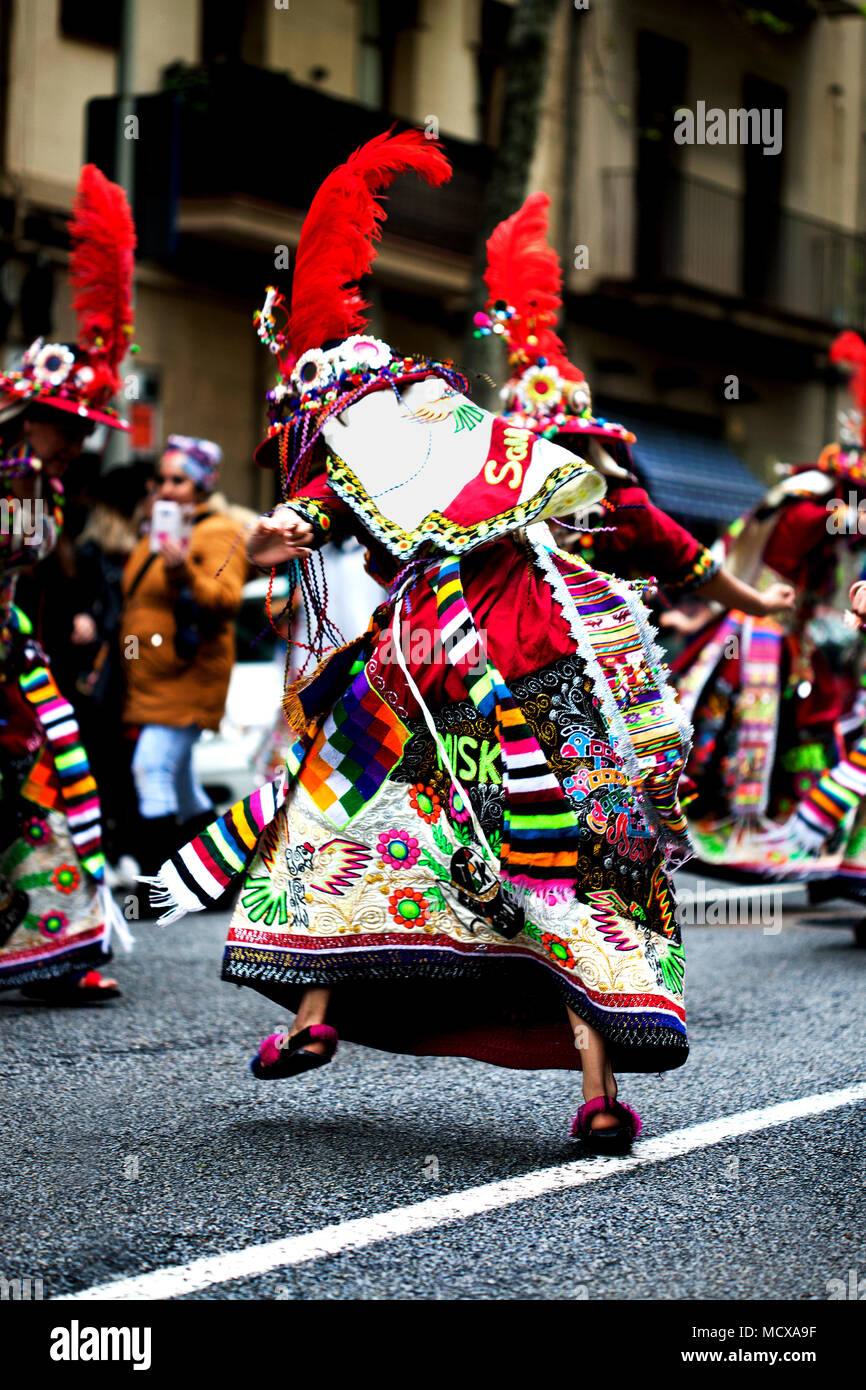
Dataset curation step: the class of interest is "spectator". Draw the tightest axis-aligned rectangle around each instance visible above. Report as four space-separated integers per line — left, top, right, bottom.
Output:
120 436 247 907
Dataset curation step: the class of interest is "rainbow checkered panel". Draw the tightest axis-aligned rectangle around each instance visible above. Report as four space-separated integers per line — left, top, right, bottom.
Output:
299 667 410 828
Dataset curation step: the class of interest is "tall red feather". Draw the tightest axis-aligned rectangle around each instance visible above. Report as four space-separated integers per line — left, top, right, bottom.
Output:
831 331 866 415
69 164 136 397
484 192 566 363
287 129 451 362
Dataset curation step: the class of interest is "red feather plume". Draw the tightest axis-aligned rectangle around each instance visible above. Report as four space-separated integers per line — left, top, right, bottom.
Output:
830 331 866 415
69 164 136 397
484 192 566 363
286 129 451 363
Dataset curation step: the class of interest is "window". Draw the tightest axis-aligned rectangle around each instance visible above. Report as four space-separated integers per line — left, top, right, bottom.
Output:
60 0 121 48
477 0 512 145
358 0 420 113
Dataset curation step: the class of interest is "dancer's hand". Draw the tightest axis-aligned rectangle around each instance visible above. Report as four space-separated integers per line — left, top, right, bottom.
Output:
159 539 188 570
758 581 796 616
849 579 866 617
658 607 708 636
247 509 314 567
70 613 97 644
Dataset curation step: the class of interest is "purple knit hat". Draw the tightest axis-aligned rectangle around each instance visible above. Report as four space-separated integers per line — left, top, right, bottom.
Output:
164 434 222 493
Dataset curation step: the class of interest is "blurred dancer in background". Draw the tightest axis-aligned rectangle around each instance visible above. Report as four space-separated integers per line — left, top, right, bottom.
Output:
0 165 135 1002
672 332 866 878
477 194 794 631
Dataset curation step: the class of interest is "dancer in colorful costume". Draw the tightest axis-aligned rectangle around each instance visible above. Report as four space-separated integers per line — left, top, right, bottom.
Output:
672 331 866 877
476 192 795 619
0 164 135 1001
147 132 694 1150
755 340 866 907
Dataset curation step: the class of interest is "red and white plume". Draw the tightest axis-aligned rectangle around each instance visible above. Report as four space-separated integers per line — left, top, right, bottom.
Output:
286 129 451 366
484 192 570 367
69 163 136 399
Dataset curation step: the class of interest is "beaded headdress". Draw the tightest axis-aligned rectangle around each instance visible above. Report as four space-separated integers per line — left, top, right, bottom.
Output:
0 165 136 435
253 128 460 480
476 192 634 451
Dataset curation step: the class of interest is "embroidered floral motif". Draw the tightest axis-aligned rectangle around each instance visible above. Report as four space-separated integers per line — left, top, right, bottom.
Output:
52 863 80 894
388 886 430 927
449 788 471 823
409 783 441 824
377 829 421 870
22 816 50 846
37 909 68 938
539 930 577 969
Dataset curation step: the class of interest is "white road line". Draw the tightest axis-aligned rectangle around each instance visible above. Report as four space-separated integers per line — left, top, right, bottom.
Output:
58 1084 866 1302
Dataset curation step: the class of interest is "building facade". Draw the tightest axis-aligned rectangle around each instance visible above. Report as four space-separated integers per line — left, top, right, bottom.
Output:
1 0 865 521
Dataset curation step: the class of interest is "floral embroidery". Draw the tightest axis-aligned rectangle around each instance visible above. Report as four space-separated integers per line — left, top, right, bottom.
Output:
37 910 68 938
539 931 576 969
52 863 80 894
449 788 471 823
388 887 429 928
409 783 441 824
22 816 50 846
377 829 420 870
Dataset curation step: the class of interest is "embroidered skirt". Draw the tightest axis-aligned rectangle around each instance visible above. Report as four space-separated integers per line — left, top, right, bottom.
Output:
0 633 115 989
676 611 841 877
223 651 688 1073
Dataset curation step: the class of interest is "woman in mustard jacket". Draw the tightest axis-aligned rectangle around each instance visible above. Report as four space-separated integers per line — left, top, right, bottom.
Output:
121 436 247 884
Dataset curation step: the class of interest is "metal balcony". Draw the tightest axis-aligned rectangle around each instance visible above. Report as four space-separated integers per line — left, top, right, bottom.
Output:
601 168 866 330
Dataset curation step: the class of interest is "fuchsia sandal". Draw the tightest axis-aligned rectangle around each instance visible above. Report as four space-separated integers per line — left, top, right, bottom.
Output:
250 1024 338 1080
20 969 121 1004
570 1097 643 1154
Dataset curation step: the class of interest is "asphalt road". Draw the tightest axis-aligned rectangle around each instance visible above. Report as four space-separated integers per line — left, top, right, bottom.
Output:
2 878 865 1302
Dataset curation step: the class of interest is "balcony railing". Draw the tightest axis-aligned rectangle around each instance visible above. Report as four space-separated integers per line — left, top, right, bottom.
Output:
87 63 492 260
601 168 866 329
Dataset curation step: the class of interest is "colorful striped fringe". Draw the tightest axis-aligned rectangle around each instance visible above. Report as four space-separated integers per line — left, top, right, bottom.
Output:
793 734 866 850
18 660 133 953
429 556 581 895
143 760 297 922
19 664 104 876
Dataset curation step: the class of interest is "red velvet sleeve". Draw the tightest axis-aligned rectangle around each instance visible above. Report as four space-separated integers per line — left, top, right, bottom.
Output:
592 485 718 592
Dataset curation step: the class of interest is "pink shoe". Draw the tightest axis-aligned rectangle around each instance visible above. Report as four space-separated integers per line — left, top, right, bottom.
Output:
570 1096 642 1153
250 1024 338 1080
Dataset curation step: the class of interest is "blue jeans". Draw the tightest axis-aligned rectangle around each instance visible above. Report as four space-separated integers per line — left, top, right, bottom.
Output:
132 724 213 822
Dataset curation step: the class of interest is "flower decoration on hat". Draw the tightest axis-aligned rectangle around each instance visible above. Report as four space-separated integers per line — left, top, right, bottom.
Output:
252 128 466 473
0 165 136 437
480 192 634 451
